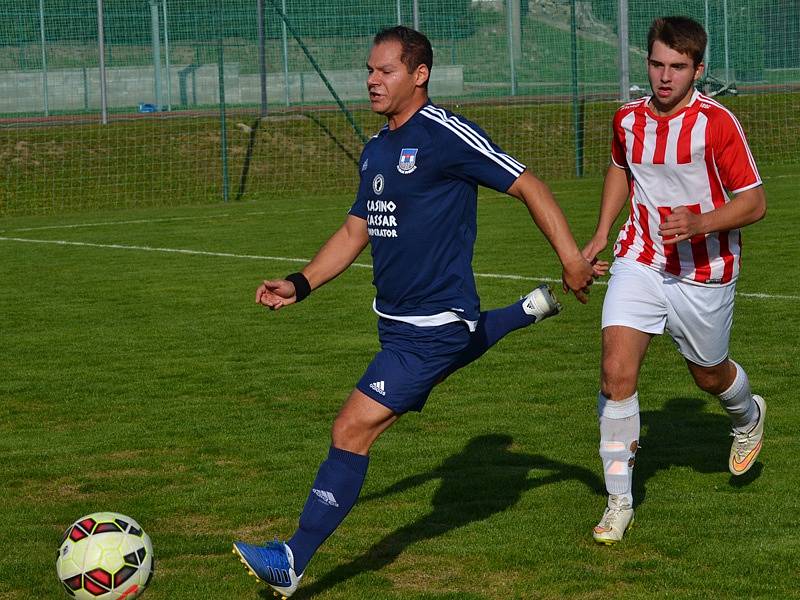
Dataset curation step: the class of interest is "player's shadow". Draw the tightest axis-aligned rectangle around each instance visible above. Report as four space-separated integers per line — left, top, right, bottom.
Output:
634 397 764 505
289 433 603 598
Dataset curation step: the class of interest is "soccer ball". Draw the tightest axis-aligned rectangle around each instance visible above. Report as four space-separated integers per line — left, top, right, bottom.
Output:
56 512 154 599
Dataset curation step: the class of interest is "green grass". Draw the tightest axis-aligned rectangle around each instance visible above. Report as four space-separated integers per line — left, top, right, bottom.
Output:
1 170 798 599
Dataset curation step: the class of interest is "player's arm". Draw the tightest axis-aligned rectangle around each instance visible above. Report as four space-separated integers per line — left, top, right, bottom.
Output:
506 170 596 303
658 185 766 244
582 163 630 262
256 215 369 311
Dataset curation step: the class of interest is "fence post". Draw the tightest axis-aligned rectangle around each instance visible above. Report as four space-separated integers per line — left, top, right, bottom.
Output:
258 0 268 116
149 0 163 109
97 0 109 124
163 0 172 110
281 0 290 105
570 0 583 177
507 0 517 96
39 0 49 116
217 0 230 202
618 0 630 102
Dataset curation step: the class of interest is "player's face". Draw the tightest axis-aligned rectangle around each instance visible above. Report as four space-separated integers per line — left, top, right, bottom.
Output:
647 40 704 116
366 41 428 127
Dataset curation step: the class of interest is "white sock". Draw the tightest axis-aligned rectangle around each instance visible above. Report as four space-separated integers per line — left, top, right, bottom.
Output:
718 360 758 432
598 392 640 508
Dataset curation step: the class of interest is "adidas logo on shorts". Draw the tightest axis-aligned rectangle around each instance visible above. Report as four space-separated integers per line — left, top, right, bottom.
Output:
369 380 386 396
312 488 339 507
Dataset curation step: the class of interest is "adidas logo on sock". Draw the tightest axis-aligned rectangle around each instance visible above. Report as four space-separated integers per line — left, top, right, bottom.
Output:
369 380 386 396
312 488 339 507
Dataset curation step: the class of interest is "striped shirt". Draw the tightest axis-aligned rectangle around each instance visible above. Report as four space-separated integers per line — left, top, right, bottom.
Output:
350 101 525 326
611 89 761 285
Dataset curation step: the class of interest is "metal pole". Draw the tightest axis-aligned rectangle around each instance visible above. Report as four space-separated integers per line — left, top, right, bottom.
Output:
163 0 172 110
511 0 521 64
97 0 108 124
506 0 516 95
217 0 230 202
570 0 582 177
281 0 290 105
258 0 267 116
39 0 49 116
618 0 630 101
723 0 730 82
704 0 711 70
412 0 419 31
150 0 162 109
397 0 402 25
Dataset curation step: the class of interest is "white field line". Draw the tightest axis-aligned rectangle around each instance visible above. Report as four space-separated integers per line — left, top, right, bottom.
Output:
1 235 796 301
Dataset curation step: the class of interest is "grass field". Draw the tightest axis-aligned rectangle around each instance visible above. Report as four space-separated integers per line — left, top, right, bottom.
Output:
1 171 799 599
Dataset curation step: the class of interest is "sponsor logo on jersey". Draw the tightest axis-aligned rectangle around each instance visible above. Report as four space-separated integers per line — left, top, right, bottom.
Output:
312 488 340 507
369 380 386 396
362 158 369 172
367 199 398 238
372 173 384 195
397 148 418 174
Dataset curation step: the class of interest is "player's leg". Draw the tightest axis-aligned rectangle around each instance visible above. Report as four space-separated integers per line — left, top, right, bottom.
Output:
665 281 765 475
234 318 470 597
686 359 764 475
234 390 395 598
439 284 561 379
593 325 651 545
592 259 665 545
285 390 396 574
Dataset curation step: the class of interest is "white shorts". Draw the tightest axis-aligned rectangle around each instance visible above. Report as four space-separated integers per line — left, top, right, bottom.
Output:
602 258 735 367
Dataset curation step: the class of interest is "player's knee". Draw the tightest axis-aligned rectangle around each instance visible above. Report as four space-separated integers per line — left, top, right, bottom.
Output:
331 413 373 453
601 361 637 399
692 369 728 394
331 415 357 447
689 361 733 395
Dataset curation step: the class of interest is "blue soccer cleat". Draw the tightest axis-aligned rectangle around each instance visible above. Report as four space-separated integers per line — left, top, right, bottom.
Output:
232 540 303 599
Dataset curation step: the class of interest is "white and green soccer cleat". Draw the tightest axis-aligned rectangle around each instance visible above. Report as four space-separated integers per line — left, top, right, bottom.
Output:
729 394 766 476
521 284 562 323
593 495 634 545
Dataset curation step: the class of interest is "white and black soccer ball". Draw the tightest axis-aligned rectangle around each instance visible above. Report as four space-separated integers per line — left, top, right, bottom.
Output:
56 512 154 599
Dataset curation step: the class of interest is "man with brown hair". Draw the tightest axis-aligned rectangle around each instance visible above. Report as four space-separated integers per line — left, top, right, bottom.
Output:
582 16 767 545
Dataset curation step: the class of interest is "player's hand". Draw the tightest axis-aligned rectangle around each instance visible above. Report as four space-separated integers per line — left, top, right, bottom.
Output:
659 206 705 244
561 255 596 304
581 235 610 279
256 279 297 311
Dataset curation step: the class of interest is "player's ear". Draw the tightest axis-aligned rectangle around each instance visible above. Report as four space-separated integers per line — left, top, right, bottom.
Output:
415 64 430 88
693 61 705 82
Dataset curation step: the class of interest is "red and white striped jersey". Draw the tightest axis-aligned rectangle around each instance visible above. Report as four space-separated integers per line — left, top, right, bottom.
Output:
610 89 761 285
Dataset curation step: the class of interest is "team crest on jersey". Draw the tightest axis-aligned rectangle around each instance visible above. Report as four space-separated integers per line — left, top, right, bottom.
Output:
397 148 418 174
372 173 384 195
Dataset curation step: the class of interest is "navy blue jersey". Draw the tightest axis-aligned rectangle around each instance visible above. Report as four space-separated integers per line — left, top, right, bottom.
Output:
349 102 526 326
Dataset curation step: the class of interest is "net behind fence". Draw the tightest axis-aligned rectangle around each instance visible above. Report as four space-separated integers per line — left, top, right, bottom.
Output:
1 0 798 215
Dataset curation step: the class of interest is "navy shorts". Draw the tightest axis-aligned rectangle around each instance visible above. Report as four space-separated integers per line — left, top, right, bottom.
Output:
356 318 471 414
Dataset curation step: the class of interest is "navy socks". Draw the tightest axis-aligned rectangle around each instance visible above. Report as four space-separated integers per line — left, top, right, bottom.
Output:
287 446 369 573
445 299 534 376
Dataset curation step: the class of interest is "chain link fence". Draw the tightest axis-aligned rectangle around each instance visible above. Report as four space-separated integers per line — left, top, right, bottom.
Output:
1 0 798 214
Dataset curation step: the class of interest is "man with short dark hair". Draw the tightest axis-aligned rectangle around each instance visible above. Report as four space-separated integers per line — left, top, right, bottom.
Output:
582 16 767 545
232 26 597 597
